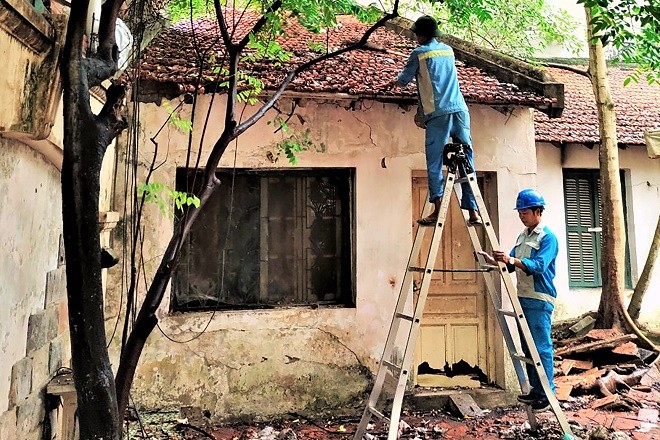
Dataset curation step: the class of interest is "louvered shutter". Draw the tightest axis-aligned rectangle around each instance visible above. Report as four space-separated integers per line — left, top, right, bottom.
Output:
563 171 601 287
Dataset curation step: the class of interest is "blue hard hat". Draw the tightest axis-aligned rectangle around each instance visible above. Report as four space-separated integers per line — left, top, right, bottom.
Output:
515 189 546 210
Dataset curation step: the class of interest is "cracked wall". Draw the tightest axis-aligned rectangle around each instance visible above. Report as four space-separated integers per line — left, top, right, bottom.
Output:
109 94 538 421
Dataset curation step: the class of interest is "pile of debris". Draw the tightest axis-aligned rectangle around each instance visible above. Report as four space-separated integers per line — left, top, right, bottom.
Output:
552 316 660 419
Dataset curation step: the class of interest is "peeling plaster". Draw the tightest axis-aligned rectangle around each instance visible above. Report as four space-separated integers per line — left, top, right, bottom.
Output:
110 93 568 421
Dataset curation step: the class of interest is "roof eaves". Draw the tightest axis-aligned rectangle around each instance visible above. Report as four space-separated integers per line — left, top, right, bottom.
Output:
385 17 565 118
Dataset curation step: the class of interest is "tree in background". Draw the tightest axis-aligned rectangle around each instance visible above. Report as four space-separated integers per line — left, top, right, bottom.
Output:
580 0 660 323
403 0 580 59
579 0 659 332
61 1 399 438
583 5 628 330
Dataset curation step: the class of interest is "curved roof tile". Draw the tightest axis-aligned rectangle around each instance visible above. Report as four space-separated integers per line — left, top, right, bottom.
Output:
535 67 660 145
137 12 555 109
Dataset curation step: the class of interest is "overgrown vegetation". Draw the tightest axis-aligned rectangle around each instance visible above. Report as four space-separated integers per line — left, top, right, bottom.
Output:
579 0 660 84
403 0 580 59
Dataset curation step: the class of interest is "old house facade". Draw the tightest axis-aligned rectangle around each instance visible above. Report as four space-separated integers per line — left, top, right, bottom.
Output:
115 13 576 419
535 67 660 325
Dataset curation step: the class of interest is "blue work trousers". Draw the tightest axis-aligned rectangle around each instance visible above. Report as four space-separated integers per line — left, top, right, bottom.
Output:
520 298 556 398
424 111 477 210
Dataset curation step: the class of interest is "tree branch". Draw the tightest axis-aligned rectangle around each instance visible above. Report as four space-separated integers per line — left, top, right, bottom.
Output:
97 0 123 63
97 83 128 153
236 0 283 50
235 4 400 138
115 0 401 422
543 62 589 78
214 0 232 47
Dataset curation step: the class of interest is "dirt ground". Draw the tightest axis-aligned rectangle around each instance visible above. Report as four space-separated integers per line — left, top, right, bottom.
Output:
125 389 660 440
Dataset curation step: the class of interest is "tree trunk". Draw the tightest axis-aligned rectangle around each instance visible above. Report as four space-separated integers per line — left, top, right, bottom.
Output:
628 215 660 320
61 0 125 437
585 7 627 330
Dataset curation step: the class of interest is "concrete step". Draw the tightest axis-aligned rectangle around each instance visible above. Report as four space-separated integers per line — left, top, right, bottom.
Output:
407 387 519 412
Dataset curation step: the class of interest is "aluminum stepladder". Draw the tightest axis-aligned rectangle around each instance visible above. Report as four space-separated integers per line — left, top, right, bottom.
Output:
353 143 574 440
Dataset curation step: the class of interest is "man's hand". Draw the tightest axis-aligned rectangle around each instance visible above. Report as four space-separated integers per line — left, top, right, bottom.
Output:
493 251 509 264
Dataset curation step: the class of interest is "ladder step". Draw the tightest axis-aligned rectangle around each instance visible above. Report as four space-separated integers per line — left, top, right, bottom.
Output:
497 309 519 318
382 359 402 372
408 266 431 273
480 264 499 270
511 354 535 365
455 177 469 183
418 221 442 227
368 406 390 422
394 312 415 322
408 266 494 273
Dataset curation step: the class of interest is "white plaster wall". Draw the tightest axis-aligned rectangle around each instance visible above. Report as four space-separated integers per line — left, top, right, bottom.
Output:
121 94 537 418
537 142 660 328
0 139 62 413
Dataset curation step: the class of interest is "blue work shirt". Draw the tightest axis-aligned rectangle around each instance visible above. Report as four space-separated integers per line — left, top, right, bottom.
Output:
507 224 558 308
396 38 468 120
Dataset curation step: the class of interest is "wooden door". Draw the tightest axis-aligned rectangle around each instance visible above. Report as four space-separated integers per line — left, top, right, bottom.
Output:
411 172 490 387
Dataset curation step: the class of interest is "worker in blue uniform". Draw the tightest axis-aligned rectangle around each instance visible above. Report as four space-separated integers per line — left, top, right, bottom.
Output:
480 189 557 412
394 15 481 226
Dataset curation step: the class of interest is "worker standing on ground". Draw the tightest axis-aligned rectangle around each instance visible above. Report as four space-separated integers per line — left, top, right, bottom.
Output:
480 189 558 412
394 15 480 225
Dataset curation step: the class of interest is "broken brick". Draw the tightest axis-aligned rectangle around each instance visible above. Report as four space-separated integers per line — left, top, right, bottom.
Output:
611 341 639 356
592 394 620 409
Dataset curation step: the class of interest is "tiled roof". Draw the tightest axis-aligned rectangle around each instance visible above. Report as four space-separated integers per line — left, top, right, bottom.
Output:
137 11 556 109
535 67 660 145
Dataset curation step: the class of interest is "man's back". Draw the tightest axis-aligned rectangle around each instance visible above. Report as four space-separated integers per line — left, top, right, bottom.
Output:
398 39 468 118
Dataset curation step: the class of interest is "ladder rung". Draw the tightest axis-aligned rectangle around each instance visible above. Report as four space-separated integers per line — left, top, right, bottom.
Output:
394 312 415 322
418 221 442 227
382 359 402 372
511 354 535 365
408 266 431 273
409 266 492 273
480 264 499 270
455 177 469 183
497 309 519 318
368 406 390 422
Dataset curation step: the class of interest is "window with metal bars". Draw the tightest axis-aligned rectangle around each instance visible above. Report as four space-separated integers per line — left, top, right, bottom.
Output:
171 168 355 311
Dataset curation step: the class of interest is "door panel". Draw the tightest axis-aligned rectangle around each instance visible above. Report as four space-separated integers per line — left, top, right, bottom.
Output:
412 173 489 386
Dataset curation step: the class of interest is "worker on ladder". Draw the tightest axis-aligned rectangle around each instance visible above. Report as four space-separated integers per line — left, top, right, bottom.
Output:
481 189 558 411
392 15 481 226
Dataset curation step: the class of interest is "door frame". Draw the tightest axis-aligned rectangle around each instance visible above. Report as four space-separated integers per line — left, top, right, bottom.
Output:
410 170 505 387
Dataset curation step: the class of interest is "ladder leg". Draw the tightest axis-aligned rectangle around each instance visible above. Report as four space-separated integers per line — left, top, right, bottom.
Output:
353 173 457 440
355 148 574 439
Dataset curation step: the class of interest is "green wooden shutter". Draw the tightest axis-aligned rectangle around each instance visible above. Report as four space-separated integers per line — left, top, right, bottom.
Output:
563 171 602 287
